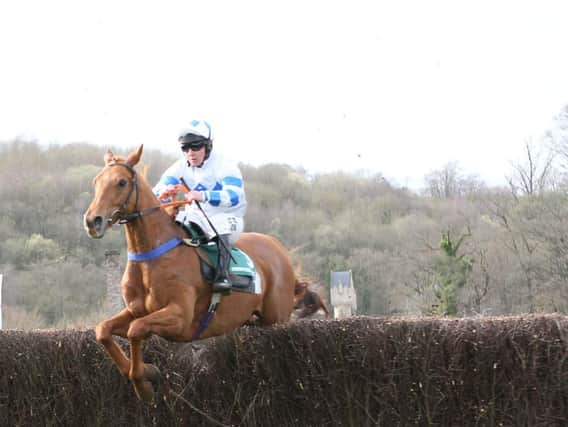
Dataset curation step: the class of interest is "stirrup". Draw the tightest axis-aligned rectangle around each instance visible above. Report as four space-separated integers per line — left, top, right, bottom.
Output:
212 278 231 294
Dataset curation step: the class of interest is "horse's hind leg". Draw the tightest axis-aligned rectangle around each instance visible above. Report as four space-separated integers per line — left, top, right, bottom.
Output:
261 287 296 324
95 308 134 377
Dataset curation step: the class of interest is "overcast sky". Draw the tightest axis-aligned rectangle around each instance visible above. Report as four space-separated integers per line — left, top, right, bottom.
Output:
1 1 567 188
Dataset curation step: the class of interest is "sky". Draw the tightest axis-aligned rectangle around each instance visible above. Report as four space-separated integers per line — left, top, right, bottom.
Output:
1 1 568 188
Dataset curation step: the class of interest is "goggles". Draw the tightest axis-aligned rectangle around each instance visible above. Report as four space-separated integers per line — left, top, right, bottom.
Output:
181 142 206 152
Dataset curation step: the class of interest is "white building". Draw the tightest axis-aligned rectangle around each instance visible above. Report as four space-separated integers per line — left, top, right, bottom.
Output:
330 270 357 319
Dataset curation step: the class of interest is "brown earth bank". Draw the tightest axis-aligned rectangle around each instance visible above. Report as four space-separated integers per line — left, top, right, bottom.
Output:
0 315 567 426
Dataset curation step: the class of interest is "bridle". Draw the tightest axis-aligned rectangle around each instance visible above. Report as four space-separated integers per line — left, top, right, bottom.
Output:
106 162 161 224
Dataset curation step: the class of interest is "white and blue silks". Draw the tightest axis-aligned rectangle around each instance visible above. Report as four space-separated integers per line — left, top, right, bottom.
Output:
153 150 247 244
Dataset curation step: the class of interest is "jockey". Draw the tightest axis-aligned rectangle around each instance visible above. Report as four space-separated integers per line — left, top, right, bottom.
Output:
153 120 247 293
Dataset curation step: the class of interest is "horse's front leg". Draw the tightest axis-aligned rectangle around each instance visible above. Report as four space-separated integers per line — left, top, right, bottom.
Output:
95 308 135 377
127 305 187 402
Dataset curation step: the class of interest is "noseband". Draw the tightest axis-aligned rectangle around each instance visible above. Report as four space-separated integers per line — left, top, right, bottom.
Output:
107 163 160 224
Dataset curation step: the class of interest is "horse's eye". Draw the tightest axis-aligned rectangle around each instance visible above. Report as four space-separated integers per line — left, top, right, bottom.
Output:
118 179 128 188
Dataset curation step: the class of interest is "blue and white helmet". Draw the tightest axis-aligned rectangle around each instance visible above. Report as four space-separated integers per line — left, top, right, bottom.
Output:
178 119 214 159
178 120 212 141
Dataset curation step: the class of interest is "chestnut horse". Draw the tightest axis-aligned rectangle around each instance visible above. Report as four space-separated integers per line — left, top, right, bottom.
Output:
84 145 300 401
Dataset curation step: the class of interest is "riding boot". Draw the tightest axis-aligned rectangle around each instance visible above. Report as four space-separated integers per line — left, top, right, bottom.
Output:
213 234 232 294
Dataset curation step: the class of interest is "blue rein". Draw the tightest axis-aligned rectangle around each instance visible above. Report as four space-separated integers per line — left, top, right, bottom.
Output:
127 237 183 262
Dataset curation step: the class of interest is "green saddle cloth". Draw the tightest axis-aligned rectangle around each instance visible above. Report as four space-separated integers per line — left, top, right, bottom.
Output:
199 242 256 278
181 223 256 278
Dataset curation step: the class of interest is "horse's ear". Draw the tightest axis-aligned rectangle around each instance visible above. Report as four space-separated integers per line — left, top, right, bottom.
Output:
104 149 115 165
125 145 144 167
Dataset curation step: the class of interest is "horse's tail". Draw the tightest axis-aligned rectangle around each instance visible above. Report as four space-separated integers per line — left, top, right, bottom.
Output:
294 279 331 319
306 288 330 318
317 294 330 318
291 257 330 318
294 279 309 307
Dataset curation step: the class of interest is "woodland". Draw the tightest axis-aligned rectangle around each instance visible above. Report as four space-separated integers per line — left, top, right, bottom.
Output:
1 107 568 327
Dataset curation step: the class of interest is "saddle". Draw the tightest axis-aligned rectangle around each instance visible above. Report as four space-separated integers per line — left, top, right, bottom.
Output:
181 223 259 294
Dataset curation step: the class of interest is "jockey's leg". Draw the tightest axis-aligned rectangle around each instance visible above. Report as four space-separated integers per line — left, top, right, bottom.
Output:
213 215 243 293
177 210 243 294
95 308 134 377
192 213 243 294
213 233 232 294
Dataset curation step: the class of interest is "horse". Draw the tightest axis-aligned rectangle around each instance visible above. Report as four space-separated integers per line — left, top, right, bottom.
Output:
83 145 305 402
293 281 330 319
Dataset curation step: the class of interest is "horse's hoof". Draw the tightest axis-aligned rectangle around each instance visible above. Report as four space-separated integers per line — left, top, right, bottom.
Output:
133 379 155 403
144 363 161 383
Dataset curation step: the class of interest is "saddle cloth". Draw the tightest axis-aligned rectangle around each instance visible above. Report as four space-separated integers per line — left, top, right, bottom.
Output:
181 223 261 294
195 242 261 295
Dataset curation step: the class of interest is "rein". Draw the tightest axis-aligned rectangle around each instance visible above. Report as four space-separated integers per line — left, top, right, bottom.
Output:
106 162 187 224
103 162 195 262
106 163 193 262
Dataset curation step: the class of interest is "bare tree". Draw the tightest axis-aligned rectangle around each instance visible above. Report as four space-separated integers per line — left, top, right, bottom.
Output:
507 139 555 197
546 104 568 163
483 192 541 313
423 161 485 199
464 248 490 315
423 161 462 199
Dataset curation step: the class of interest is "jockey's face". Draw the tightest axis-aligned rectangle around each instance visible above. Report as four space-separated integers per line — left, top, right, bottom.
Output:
182 143 206 167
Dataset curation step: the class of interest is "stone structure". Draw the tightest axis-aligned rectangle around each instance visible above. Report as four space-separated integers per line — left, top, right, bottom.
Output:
104 250 124 313
330 270 357 319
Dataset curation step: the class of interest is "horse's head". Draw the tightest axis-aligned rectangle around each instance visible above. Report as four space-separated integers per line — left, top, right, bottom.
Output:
83 145 143 238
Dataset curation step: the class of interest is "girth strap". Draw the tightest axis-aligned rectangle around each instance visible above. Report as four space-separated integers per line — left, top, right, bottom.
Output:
192 293 222 340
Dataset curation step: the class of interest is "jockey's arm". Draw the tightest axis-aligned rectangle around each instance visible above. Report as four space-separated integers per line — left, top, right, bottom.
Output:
200 175 244 207
153 161 184 202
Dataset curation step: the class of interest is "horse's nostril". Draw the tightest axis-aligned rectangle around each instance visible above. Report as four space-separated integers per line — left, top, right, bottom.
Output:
94 216 103 229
